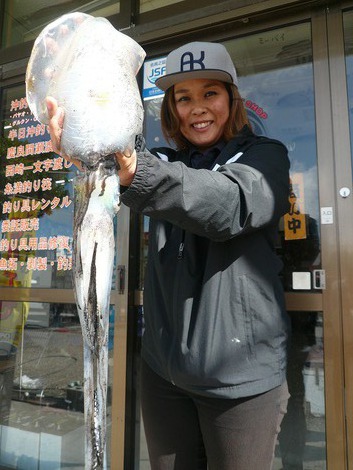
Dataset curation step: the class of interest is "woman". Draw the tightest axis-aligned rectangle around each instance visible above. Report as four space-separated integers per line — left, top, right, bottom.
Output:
47 41 290 470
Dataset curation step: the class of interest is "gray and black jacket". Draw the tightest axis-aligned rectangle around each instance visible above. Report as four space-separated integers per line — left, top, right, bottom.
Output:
121 126 291 399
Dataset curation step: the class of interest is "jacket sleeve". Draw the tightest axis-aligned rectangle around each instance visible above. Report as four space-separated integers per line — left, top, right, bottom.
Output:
120 140 290 241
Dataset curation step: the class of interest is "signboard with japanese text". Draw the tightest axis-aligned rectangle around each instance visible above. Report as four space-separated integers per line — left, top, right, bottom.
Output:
284 173 307 240
0 86 76 289
143 57 166 100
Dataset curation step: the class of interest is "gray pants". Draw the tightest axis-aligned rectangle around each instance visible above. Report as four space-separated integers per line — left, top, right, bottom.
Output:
141 360 289 470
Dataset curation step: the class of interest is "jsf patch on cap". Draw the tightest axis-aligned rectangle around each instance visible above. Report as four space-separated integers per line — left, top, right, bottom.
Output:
155 41 238 91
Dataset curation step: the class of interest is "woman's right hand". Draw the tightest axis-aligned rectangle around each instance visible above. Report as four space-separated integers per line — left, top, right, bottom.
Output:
115 150 137 187
46 96 83 170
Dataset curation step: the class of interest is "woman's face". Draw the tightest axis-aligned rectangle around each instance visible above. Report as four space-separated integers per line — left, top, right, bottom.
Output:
174 78 230 150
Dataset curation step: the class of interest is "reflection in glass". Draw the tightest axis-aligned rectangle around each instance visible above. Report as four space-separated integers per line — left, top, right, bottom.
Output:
224 23 321 291
274 312 326 469
0 301 115 468
144 98 169 149
2 0 119 47
343 10 353 175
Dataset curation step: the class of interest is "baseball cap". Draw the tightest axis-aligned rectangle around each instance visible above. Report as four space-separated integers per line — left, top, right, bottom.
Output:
155 41 238 91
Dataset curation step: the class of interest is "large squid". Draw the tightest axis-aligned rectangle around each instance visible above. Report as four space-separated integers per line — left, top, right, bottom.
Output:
26 12 145 469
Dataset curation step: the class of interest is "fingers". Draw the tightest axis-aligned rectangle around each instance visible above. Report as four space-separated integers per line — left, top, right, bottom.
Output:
46 96 64 155
45 97 82 171
46 96 58 118
115 150 137 186
115 149 137 165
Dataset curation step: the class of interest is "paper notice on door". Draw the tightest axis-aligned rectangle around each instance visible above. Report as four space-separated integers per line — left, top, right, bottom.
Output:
320 207 333 224
292 272 311 290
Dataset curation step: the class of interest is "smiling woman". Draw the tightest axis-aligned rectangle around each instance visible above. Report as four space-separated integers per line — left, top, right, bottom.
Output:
160 79 249 150
173 79 230 150
115 41 291 470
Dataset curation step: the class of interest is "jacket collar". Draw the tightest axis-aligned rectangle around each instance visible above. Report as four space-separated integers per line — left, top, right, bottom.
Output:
212 125 258 168
173 125 257 167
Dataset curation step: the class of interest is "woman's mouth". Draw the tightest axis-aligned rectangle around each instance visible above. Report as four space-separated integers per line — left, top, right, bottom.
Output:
192 121 212 130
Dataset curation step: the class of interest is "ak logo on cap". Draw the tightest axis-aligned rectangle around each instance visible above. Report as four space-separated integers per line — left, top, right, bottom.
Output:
180 50 206 72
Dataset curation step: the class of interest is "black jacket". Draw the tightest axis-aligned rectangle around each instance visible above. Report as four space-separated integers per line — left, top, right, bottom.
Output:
121 127 291 398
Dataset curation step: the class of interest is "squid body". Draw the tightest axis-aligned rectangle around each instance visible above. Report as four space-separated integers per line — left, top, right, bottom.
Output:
26 12 146 470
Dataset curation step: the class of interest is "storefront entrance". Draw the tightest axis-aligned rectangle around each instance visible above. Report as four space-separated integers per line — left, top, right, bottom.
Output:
0 2 352 469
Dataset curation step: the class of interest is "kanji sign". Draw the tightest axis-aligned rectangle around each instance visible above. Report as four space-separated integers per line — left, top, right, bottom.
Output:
284 173 307 240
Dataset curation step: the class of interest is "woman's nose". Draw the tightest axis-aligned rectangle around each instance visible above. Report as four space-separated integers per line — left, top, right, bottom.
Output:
191 103 207 115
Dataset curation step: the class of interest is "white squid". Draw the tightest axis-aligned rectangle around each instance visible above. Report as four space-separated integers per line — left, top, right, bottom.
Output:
26 12 145 469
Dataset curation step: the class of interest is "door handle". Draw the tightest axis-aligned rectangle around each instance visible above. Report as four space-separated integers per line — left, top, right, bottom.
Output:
313 270 326 289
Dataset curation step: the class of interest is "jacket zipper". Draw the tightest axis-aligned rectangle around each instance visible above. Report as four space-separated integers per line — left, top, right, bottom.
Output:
178 231 185 260
167 231 186 385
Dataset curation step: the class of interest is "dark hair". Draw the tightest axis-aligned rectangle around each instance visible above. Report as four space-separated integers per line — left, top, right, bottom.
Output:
160 82 251 150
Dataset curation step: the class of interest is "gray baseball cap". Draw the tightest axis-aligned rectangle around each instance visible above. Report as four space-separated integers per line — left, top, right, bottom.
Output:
155 41 238 91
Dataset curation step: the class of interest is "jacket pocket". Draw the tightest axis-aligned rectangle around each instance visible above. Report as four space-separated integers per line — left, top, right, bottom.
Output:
238 275 256 359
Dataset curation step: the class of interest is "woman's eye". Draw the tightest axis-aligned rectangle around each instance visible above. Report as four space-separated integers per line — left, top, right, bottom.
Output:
205 90 217 97
176 96 189 102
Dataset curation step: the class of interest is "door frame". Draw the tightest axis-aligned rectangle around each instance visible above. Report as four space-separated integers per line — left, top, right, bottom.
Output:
325 5 353 468
311 8 347 468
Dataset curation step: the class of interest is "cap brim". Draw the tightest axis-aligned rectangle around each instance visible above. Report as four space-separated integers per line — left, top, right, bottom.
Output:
155 69 234 91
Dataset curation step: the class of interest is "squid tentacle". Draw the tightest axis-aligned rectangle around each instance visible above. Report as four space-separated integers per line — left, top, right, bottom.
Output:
73 158 119 469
